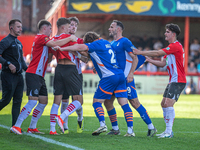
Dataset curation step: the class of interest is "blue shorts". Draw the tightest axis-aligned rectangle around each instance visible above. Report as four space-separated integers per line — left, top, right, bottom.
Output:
125 55 144 99
94 73 127 100
126 78 138 100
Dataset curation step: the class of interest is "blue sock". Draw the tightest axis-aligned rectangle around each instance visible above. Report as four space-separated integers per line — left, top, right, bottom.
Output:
107 108 118 126
136 104 152 125
122 104 133 127
93 102 105 122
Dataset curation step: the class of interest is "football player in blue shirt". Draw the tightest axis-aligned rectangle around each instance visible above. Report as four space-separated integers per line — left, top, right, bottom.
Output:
53 31 135 136
104 20 157 137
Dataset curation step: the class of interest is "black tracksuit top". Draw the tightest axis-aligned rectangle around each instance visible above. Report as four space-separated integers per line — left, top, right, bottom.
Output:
0 34 27 74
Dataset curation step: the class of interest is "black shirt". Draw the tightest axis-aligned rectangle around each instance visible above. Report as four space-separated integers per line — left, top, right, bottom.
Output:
0 34 27 74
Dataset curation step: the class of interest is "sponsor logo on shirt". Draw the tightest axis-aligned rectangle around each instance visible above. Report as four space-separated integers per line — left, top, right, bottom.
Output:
166 47 170 50
113 65 119 68
117 42 120 46
131 46 135 49
105 44 111 48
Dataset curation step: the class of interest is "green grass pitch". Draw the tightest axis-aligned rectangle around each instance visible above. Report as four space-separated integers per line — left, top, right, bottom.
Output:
0 93 200 150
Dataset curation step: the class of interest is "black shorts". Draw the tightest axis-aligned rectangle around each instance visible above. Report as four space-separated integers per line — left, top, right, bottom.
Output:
26 72 48 97
163 82 186 101
54 64 82 96
62 73 83 99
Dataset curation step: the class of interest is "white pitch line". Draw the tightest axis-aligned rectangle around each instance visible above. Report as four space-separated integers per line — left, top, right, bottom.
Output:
0 124 84 150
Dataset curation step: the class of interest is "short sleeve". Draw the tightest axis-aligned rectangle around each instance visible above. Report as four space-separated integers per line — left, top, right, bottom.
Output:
123 38 135 53
162 43 179 55
40 35 51 45
85 43 95 53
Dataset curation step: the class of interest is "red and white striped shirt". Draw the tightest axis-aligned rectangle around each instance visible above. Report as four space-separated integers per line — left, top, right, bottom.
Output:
162 41 186 83
75 37 83 74
26 34 50 77
50 33 77 62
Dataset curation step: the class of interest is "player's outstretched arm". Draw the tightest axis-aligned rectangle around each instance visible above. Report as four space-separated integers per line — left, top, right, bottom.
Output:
59 44 88 52
146 56 166 67
133 48 166 57
46 35 77 47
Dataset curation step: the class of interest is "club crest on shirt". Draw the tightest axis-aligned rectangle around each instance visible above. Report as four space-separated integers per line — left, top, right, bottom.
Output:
44 37 49 42
131 46 135 49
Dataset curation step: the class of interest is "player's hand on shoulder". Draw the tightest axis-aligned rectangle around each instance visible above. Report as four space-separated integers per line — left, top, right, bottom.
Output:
132 48 140 55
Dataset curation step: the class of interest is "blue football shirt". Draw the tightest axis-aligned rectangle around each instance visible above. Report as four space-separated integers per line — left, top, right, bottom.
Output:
111 37 146 77
85 39 123 79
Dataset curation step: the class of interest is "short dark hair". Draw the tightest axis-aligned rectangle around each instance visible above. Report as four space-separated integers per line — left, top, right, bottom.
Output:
83 31 100 43
9 19 21 28
37 19 51 30
165 23 181 37
69 17 79 25
113 20 124 30
57 17 71 28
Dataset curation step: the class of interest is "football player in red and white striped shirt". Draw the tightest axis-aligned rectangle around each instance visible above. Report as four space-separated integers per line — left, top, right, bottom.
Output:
59 17 88 134
49 17 87 135
133 23 186 138
11 19 75 135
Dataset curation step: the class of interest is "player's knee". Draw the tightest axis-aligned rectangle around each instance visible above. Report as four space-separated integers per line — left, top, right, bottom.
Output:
163 98 175 107
104 100 114 110
39 97 48 105
129 98 140 109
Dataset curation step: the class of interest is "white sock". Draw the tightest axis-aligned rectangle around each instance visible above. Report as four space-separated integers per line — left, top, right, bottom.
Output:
100 121 106 127
172 108 175 120
60 100 81 120
61 102 69 129
162 107 167 123
15 100 37 127
112 126 119 130
127 126 133 134
165 107 174 134
76 106 83 121
29 103 46 129
147 123 154 130
50 103 59 132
